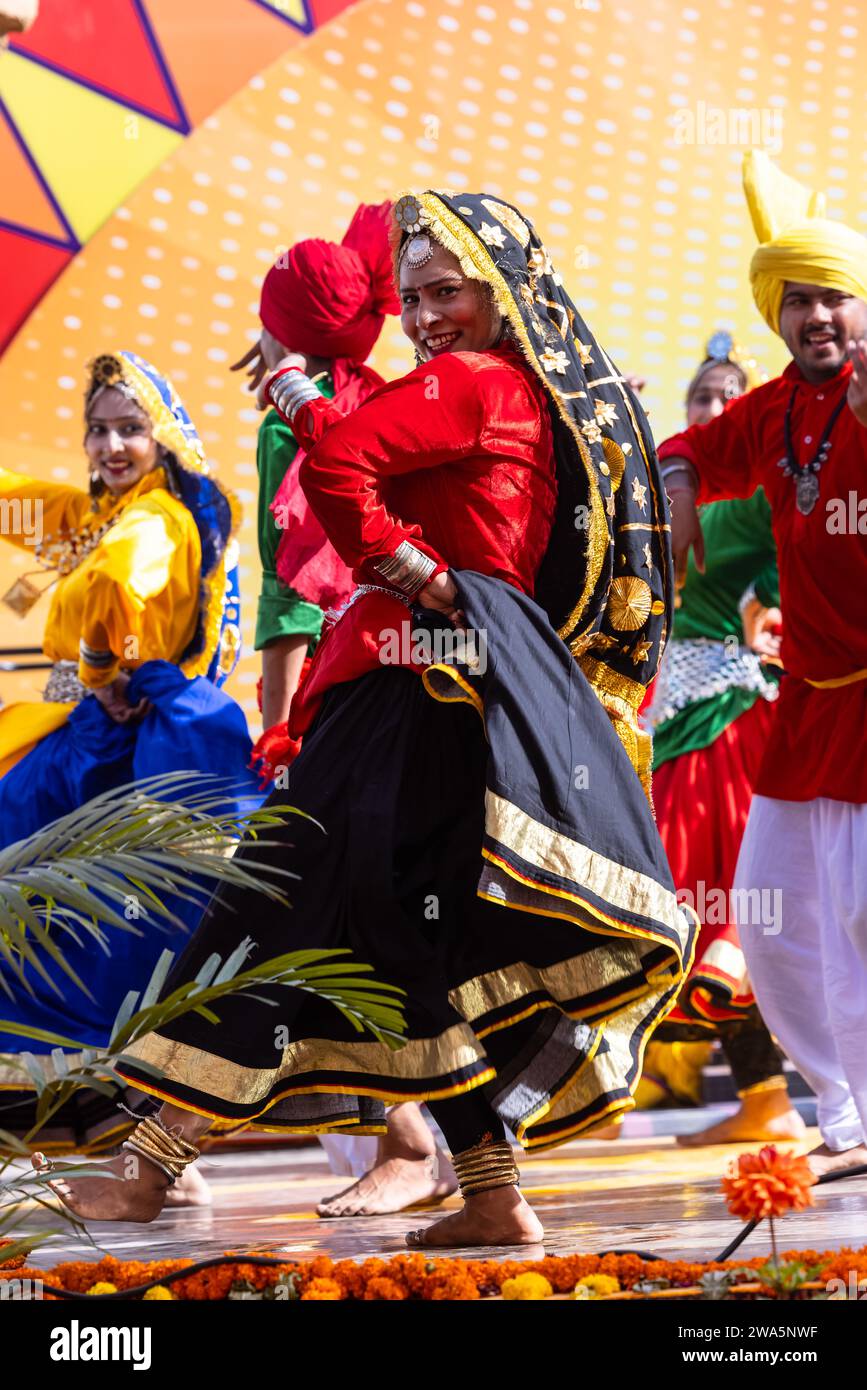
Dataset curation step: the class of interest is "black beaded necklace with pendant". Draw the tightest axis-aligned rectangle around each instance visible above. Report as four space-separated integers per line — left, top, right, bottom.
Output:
777 384 848 515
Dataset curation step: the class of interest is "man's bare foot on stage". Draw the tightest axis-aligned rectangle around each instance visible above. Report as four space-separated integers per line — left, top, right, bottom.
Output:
677 1087 806 1148
164 1163 212 1207
318 1102 457 1217
32 1152 169 1224
806 1142 867 1179
405 1185 543 1248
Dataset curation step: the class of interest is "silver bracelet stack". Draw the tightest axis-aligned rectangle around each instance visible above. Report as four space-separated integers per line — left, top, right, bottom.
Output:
268 369 321 425
373 540 438 598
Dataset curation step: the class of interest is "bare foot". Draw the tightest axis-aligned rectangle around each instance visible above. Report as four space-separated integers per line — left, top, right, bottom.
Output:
318 1151 457 1217
406 1185 543 1249
806 1142 867 1180
164 1163 212 1207
32 1151 168 1224
677 1090 807 1148
578 1119 622 1141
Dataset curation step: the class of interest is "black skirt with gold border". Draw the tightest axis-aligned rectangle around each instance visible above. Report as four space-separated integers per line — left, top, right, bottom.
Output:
117 576 695 1150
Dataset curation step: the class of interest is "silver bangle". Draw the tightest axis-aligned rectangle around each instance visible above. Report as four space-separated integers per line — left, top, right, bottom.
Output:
79 639 116 668
738 583 759 617
373 540 438 598
661 459 698 486
269 371 321 425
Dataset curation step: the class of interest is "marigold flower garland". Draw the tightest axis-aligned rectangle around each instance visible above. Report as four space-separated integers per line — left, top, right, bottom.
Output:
2 1245 864 1301
0 1146 846 1300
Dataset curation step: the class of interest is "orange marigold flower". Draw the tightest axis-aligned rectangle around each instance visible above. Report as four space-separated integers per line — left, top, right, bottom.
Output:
721 1145 815 1221
364 1277 408 1301
425 1272 480 1301
301 1277 344 1301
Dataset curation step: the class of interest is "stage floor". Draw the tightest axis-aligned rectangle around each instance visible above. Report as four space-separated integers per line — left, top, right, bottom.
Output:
19 1123 867 1269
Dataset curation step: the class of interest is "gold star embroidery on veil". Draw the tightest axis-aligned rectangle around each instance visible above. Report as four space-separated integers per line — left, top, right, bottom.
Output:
540 348 570 374
594 399 618 427
642 543 653 574
575 341 594 366
630 639 653 664
529 246 554 276
581 418 603 444
632 477 648 511
479 222 507 249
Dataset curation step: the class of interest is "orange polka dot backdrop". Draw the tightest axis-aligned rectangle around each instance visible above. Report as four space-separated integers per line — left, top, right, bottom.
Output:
1 0 865 724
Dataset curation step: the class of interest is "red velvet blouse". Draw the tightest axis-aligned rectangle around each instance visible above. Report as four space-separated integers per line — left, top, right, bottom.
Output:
292 346 557 598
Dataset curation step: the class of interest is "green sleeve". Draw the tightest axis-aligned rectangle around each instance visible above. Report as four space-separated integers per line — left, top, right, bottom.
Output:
254 409 324 652
753 559 780 611
256 409 298 578
750 490 779 608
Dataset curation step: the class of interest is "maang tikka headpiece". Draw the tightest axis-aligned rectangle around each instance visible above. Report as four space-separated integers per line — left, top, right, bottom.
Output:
394 195 436 269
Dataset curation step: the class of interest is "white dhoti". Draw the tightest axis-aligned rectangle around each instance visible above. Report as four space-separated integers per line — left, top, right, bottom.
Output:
734 795 867 1151
318 1134 379 1178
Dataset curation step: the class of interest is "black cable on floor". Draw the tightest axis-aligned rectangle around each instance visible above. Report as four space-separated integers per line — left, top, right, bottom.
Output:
599 1162 867 1266
36 1253 302 1301
713 1162 867 1263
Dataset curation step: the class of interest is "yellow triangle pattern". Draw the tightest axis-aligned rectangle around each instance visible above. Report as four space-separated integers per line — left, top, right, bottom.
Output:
0 52 181 243
257 0 311 25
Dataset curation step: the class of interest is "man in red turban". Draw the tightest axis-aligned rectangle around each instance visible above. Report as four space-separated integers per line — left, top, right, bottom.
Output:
233 204 460 1216
233 202 400 735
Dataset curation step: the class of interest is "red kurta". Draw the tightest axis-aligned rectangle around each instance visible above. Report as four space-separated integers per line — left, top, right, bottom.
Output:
287 346 557 737
293 346 556 596
659 360 867 803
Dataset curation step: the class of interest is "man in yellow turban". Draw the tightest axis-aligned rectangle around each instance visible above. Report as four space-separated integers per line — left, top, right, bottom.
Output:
745 149 867 339
660 152 867 1179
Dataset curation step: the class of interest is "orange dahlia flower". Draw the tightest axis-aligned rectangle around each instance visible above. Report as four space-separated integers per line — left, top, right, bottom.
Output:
721 1145 815 1221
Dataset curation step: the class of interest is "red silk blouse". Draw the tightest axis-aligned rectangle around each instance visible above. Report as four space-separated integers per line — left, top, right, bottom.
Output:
292 346 557 598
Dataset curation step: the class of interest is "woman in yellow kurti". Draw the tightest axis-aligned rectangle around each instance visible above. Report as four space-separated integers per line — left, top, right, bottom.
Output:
0 350 259 1154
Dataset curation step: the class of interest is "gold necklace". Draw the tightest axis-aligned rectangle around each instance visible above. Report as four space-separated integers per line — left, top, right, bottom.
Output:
2 496 125 618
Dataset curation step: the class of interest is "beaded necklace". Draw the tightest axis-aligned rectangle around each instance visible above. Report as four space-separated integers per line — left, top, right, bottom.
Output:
777 384 848 516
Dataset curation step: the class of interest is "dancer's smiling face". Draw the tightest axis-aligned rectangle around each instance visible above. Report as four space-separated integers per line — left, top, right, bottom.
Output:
85 387 162 495
400 240 504 361
686 363 746 427
779 281 867 382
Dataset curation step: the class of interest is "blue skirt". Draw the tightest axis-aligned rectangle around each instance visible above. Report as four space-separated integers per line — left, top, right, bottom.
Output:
0 660 262 1054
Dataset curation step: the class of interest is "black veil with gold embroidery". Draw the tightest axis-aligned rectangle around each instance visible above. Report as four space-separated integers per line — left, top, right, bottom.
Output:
393 191 672 788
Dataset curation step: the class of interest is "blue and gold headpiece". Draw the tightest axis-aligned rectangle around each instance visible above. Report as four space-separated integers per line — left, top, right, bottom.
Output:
689 330 765 397
85 351 242 686
392 192 673 795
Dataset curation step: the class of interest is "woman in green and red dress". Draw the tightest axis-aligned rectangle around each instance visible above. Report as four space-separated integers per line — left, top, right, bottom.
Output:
648 334 805 1145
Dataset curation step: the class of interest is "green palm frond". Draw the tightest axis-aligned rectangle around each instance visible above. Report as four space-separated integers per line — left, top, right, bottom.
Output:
0 776 408 1259
0 773 307 1001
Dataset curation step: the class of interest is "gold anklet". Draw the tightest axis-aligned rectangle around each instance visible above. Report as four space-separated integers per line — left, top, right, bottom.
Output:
451 1139 519 1198
736 1075 788 1099
121 1115 201 1186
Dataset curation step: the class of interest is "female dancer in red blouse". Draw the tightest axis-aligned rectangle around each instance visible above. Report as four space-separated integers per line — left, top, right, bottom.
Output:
46 192 693 1249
